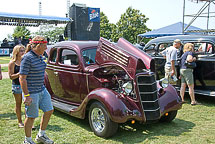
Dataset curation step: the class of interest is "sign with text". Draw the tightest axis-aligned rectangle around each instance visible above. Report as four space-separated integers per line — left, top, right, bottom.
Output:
0 48 9 55
88 8 100 22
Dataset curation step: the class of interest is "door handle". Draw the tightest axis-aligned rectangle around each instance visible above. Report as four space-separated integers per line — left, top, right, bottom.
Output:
54 71 58 75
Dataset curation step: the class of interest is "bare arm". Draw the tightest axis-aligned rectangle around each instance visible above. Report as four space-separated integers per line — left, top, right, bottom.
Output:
8 61 19 80
160 50 167 59
170 60 175 76
19 74 32 106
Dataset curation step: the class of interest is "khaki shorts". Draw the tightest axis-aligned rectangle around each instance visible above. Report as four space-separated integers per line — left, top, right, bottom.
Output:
165 67 177 83
180 69 194 85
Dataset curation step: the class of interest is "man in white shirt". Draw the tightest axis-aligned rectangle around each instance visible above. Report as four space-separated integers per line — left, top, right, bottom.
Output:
161 39 182 82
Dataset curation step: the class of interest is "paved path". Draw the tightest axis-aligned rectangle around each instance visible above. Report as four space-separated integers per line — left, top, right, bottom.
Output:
2 72 9 79
1 63 9 67
1 63 9 79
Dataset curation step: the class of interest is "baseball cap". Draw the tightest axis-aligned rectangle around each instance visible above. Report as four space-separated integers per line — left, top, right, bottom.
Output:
174 39 182 44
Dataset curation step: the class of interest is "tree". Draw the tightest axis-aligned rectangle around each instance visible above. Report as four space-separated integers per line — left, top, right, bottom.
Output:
34 24 65 43
110 23 119 42
100 12 114 40
115 7 151 44
12 26 31 38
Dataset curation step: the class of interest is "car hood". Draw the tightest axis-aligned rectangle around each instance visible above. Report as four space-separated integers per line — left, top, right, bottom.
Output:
95 37 155 78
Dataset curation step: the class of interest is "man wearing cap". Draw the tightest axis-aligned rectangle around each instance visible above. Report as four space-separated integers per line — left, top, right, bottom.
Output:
161 39 182 82
19 36 54 144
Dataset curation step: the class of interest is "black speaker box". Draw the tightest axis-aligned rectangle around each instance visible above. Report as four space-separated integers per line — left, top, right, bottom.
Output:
68 3 100 41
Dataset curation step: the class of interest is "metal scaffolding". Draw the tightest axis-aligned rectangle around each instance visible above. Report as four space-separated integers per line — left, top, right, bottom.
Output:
183 0 215 34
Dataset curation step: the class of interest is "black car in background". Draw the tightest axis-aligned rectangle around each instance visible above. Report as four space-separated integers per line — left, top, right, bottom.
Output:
143 35 215 96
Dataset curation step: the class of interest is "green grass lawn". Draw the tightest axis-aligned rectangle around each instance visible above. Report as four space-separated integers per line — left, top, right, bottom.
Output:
0 56 10 64
0 78 215 144
1 66 8 72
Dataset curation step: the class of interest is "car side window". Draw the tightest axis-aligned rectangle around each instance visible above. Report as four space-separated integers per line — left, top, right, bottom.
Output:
196 42 213 54
158 43 171 51
157 43 172 56
50 49 57 62
144 44 156 55
82 48 97 65
60 49 79 66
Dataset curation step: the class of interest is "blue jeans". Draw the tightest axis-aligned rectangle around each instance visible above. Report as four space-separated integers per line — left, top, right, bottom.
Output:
25 88 53 118
12 84 22 94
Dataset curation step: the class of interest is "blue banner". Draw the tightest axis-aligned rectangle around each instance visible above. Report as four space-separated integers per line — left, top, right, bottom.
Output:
88 8 100 22
0 48 9 55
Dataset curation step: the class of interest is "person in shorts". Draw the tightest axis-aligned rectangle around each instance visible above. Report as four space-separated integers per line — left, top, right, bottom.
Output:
161 39 182 82
19 36 54 144
180 43 200 105
8 45 25 128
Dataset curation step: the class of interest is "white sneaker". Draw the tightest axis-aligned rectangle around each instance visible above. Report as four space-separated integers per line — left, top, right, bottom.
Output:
23 140 36 144
35 134 54 144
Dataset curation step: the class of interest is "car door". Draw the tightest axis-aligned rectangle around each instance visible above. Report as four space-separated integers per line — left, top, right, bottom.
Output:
55 48 84 103
191 42 215 91
46 48 60 97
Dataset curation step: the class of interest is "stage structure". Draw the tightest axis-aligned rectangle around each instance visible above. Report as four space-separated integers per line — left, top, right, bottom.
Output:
0 12 72 56
183 0 215 34
0 12 70 27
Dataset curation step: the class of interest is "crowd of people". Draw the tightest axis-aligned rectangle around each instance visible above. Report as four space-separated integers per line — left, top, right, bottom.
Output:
1 37 31 48
1 35 65 48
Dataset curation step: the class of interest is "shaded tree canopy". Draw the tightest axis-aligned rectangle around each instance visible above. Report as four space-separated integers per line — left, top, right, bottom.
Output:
100 12 113 40
12 26 31 38
34 24 65 43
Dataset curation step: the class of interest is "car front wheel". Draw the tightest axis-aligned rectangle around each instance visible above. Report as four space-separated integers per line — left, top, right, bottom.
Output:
89 102 118 138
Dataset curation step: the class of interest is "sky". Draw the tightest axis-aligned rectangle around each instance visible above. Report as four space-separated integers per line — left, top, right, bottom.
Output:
0 0 214 41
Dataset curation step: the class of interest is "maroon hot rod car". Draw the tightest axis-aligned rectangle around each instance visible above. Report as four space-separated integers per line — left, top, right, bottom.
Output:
44 37 182 138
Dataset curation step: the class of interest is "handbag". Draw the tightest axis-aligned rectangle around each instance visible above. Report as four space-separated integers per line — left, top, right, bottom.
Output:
185 60 196 69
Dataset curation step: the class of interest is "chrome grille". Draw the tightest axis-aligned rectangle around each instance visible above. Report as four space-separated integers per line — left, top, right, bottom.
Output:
101 43 129 66
137 74 160 121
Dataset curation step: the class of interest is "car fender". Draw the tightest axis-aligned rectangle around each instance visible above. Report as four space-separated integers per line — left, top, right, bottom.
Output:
159 84 182 115
70 88 143 123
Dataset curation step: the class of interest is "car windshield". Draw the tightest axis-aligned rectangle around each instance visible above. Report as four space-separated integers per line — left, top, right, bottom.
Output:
82 48 97 65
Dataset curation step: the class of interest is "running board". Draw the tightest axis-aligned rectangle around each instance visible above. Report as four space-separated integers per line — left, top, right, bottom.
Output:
175 86 215 97
51 99 78 114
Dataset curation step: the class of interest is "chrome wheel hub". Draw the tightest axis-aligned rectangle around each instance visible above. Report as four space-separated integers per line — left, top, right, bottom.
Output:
91 108 106 133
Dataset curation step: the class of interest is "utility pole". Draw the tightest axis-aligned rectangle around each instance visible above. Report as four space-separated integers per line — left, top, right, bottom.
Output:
67 0 70 16
39 1 42 33
39 1 42 16
67 0 71 40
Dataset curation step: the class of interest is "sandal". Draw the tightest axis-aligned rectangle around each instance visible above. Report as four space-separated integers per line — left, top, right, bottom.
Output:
18 123 24 128
191 102 201 106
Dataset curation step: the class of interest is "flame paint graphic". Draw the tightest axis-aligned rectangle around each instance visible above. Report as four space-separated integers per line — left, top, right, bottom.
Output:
91 9 96 13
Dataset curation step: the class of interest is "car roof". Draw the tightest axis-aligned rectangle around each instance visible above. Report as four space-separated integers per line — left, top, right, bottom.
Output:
146 35 215 45
53 41 99 50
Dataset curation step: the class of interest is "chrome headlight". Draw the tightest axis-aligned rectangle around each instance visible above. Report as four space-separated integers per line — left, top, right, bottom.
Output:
122 81 133 94
159 78 169 88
